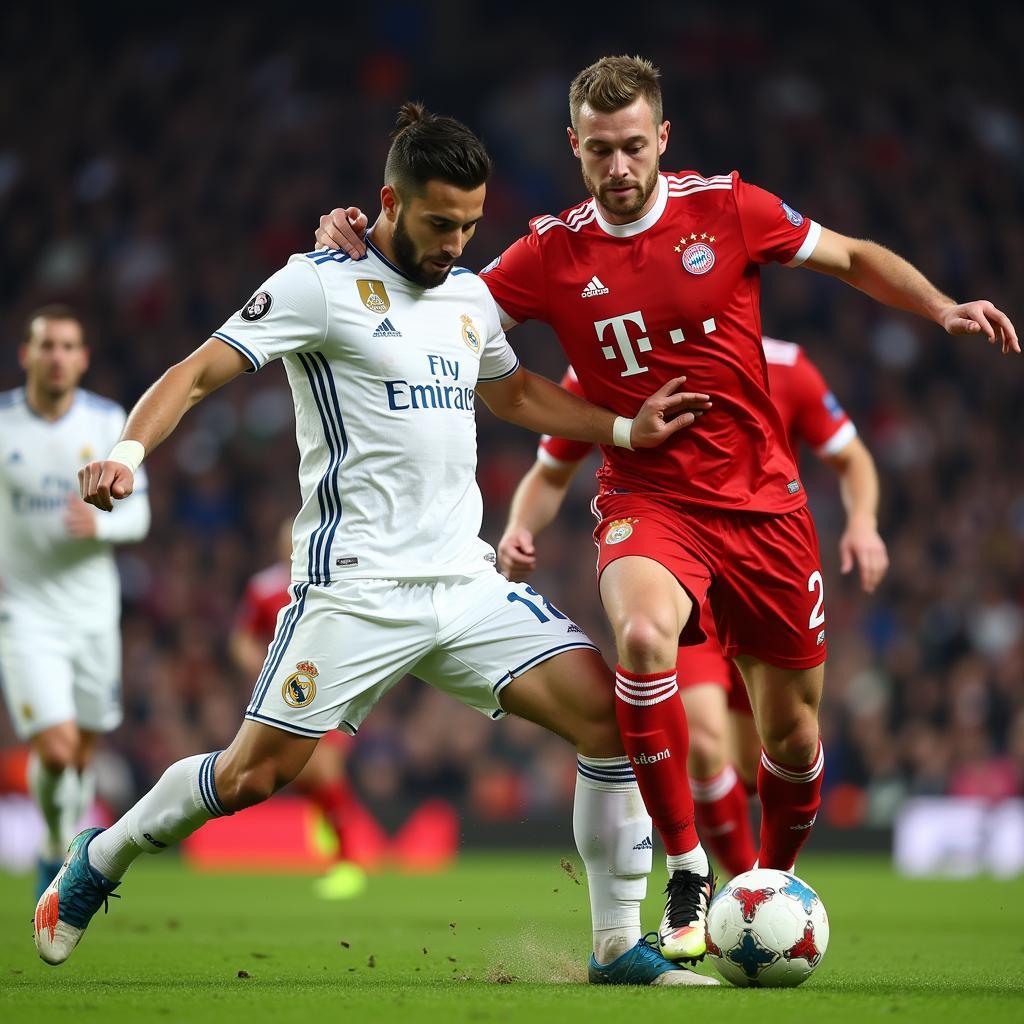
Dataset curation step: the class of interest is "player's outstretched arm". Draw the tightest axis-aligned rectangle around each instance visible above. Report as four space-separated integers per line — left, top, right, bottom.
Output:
79 339 250 511
476 367 711 450
498 459 580 580
315 207 369 258
802 228 1019 354
824 435 889 594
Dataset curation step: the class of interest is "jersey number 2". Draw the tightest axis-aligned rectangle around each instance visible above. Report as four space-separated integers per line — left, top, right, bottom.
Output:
807 571 825 629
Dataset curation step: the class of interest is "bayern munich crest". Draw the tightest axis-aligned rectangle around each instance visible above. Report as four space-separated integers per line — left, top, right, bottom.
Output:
681 242 715 275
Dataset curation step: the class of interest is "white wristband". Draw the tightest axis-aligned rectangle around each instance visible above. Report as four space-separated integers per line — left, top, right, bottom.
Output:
612 416 634 450
107 440 146 474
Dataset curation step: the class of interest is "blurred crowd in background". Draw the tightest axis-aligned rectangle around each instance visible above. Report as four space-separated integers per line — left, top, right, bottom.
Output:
1 3 1022 837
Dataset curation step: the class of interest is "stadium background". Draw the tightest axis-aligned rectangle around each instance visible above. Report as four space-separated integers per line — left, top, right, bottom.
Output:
1 2 1021 862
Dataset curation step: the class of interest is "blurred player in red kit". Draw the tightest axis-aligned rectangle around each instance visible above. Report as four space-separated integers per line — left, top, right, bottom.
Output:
497 337 889 877
315 55 1016 962
230 520 369 898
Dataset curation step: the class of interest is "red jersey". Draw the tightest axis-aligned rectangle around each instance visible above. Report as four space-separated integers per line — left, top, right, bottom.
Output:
482 171 821 513
539 340 855 467
234 562 291 645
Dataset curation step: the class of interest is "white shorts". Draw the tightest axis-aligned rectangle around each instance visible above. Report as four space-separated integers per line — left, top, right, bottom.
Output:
0 610 123 740
244 570 598 737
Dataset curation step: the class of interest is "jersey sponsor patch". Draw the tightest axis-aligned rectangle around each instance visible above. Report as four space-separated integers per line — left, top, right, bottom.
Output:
241 291 273 321
357 279 390 314
823 391 844 420
780 201 804 227
480 255 501 274
787 480 801 494
681 242 716 275
604 517 639 545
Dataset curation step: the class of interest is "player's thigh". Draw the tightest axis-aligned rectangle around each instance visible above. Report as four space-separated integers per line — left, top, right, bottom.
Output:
713 508 828 671
243 580 434 739
0 615 76 743
415 571 609 747
71 625 123 736
734 656 824 750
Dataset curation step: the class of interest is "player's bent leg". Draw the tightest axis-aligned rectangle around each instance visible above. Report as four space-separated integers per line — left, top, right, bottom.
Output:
600 557 712 962
28 722 80 898
34 722 318 965
682 685 757 878
728 709 761 793
737 657 825 871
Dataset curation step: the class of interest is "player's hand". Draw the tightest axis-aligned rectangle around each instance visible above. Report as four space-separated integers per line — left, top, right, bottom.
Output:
79 460 135 512
63 497 98 539
839 516 889 593
940 300 1019 354
315 207 368 259
630 376 711 449
498 527 537 580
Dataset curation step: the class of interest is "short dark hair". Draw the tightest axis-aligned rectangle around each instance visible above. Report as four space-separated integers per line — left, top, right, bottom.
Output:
384 102 491 199
25 303 83 342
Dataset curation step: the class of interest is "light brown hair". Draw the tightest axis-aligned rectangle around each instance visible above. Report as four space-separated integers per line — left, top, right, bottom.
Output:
569 55 663 129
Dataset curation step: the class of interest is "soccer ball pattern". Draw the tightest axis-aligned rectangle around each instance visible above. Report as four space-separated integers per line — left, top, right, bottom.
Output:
705 868 829 987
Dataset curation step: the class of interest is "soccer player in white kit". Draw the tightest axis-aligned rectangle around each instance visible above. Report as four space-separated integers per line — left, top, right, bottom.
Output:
0 306 151 897
34 105 719 987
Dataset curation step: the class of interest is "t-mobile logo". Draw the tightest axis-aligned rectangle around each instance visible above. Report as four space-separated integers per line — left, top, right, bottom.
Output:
594 310 716 377
632 748 671 765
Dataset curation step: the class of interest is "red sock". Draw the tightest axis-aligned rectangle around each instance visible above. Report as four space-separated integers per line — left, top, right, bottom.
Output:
756 742 824 870
303 780 359 858
614 665 698 856
691 765 757 877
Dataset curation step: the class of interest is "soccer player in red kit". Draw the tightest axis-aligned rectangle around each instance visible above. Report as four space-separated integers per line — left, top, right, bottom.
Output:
314 55 1016 963
497 339 889 879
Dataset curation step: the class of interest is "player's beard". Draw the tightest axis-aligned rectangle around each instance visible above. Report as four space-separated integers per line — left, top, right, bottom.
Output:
585 162 660 219
392 210 453 289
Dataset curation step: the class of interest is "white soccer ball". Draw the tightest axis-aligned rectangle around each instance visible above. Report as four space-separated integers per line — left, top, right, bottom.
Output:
705 868 829 987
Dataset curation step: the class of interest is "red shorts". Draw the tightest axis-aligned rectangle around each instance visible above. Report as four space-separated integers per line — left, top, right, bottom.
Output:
677 606 753 715
595 495 827 670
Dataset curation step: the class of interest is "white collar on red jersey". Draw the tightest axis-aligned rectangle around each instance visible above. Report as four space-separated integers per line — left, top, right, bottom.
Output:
593 175 668 238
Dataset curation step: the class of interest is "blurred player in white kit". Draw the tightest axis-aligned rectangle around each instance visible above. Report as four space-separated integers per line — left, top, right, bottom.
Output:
0 305 151 897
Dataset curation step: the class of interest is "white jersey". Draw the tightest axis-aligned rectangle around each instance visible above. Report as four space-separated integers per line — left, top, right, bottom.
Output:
0 389 151 630
212 237 520 583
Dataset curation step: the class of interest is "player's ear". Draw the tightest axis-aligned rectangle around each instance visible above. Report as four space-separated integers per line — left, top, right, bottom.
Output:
658 120 670 156
381 184 400 222
567 126 581 158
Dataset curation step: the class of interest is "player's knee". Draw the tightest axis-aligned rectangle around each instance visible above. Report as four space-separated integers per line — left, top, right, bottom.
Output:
614 615 677 670
761 719 819 767
34 734 76 774
218 758 295 812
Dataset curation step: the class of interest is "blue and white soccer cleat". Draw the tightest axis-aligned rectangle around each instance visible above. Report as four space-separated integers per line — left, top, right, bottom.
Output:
35 856 65 903
588 933 720 986
34 828 119 966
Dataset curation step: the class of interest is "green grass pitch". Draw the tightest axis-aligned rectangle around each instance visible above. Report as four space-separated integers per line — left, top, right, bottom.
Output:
2 853 1022 1023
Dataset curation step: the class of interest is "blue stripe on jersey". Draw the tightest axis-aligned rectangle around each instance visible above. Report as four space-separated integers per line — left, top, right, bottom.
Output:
449 267 474 276
212 331 260 372
247 583 310 714
491 640 599 694
243 711 325 738
296 354 348 584
478 357 520 383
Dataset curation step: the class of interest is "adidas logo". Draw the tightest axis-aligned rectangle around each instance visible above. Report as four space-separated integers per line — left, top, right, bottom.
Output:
566 623 585 634
632 836 653 851
372 318 402 338
581 275 609 298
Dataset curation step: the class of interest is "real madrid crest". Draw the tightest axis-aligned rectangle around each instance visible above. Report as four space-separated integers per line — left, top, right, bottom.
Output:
460 314 481 353
604 517 639 545
674 231 717 276
282 660 319 708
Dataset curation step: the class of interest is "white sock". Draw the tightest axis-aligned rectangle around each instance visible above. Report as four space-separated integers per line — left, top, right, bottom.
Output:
58 766 96 848
89 751 228 881
574 755 650 964
666 843 710 878
28 752 70 860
